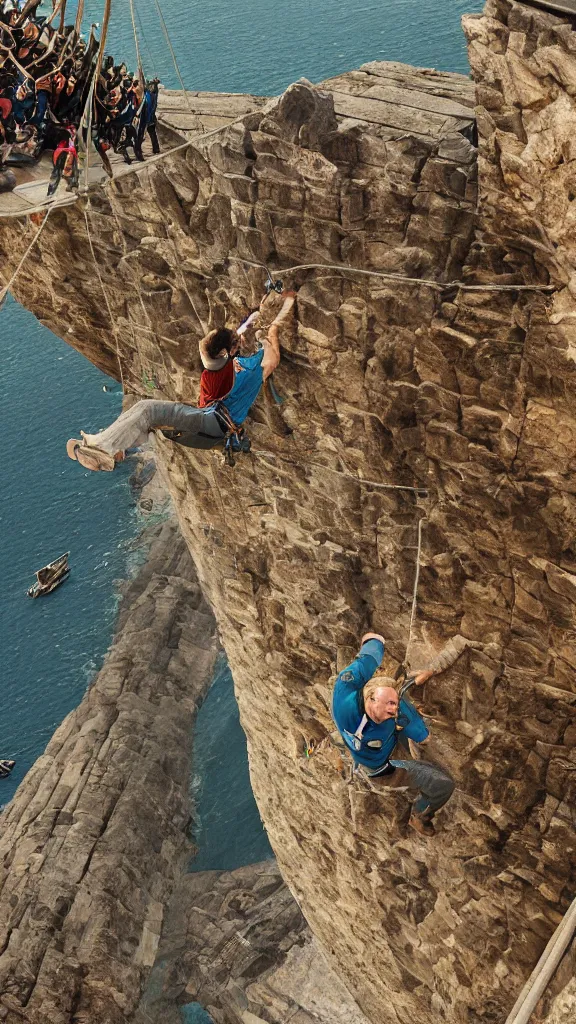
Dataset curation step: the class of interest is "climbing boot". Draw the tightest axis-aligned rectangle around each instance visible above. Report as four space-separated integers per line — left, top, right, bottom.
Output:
408 812 435 838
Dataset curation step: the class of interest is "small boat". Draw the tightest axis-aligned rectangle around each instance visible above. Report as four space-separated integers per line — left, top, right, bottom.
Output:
0 760 15 779
27 552 70 598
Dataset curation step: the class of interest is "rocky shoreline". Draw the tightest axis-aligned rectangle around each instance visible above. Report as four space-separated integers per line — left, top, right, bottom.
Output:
137 859 370 1024
0 509 219 1023
0 472 369 1024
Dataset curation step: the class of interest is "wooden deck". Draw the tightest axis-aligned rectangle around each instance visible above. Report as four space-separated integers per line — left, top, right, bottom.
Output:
0 62 476 219
320 61 476 142
156 88 268 139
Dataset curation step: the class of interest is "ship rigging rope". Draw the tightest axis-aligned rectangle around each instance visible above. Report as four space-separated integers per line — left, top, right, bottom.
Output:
0 206 53 302
73 0 85 40
128 0 144 81
83 205 126 390
152 0 194 113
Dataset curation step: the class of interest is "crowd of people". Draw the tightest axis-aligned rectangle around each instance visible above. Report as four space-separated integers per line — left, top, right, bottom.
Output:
0 0 160 197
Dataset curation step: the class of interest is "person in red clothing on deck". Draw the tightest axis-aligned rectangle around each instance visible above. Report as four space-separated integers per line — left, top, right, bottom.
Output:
47 127 78 196
197 309 260 407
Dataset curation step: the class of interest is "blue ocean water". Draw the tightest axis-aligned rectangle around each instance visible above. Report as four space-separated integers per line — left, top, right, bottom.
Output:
79 0 482 92
0 298 138 802
180 1003 212 1024
1 0 483 847
191 657 272 871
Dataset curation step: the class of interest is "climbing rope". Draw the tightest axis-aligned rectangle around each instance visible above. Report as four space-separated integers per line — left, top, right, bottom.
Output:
151 195 209 334
0 206 53 302
251 448 427 495
228 256 556 295
101 111 258 181
73 0 85 40
128 0 144 83
505 896 576 1024
83 204 126 390
107 201 176 395
135 4 158 80
81 68 96 193
152 0 194 114
405 515 425 661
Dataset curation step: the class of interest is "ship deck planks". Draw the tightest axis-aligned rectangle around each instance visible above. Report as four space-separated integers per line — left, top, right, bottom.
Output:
0 62 477 217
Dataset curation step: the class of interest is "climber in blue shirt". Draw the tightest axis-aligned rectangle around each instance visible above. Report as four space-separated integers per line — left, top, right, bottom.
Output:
66 291 296 471
332 633 455 837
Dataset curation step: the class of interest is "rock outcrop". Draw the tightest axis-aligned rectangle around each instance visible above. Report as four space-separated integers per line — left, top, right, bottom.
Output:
0 520 219 1023
136 859 370 1024
0 3 575 1022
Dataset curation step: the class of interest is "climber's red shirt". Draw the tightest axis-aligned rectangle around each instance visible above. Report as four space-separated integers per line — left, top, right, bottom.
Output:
198 358 235 408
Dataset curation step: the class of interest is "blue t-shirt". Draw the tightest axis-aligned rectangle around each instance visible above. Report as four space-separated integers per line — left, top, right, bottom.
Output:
223 350 265 425
332 639 429 770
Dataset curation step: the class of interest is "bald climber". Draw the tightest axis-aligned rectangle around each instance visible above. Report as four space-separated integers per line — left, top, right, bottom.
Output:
332 632 454 836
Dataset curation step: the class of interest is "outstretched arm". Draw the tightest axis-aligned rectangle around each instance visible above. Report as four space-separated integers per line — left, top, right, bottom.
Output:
332 634 386 729
261 290 296 381
412 668 435 686
334 635 385 694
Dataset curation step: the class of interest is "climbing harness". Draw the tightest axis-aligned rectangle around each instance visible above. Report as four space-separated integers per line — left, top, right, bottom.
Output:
213 401 251 467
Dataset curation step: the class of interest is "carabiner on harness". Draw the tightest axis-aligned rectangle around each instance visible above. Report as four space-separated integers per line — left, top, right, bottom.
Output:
265 273 283 295
223 428 251 467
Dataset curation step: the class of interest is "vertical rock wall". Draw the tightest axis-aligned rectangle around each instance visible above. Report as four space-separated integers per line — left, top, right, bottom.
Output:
0 4 575 1021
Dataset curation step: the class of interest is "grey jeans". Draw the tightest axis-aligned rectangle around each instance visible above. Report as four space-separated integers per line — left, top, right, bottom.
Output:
84 400 226 454
368 758 455 819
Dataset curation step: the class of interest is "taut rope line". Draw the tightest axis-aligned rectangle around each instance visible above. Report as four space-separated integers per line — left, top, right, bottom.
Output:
505 896 576 1024
83 205 126 390
152 0 194 113
406 515 425 661
228 257 556 295
251 448 427 495
0 207 53 302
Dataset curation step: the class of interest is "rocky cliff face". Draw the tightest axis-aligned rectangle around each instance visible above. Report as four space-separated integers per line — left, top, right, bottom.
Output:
1 2 575 1022
0 520 219 1023
136 859 371 1024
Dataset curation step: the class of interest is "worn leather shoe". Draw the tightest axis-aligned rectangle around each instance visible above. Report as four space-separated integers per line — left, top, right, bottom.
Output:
408 813 436 837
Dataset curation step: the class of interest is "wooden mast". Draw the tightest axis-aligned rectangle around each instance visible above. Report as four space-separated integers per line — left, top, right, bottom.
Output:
94 0 112 80
73 0 85 42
